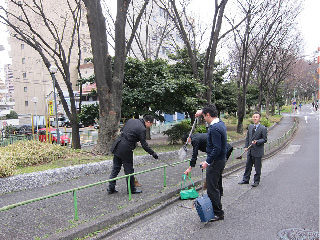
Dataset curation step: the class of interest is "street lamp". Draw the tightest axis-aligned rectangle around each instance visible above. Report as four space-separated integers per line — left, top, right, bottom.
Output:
49 65 60 144
31 96 38 134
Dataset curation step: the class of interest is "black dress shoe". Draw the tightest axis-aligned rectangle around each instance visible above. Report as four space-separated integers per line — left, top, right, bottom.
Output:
209 215 224 222
131 189 142 194
107 188 118 194
251 182 259 187
238 180 249 184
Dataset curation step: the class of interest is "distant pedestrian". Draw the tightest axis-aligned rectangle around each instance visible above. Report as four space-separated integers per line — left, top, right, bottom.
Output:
196 104 227 222
107 115 158 194
299 102 302 110
238 112 267 187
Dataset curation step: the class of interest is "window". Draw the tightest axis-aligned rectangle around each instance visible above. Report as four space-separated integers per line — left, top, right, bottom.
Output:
152 34 157 41
22 58 25 64
21 44 24 49
24 87 27 92
22 72 27 78
25 101 28 107
162 46 166 55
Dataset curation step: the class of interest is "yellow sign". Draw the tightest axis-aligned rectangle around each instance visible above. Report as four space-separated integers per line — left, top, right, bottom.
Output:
48 101 53 115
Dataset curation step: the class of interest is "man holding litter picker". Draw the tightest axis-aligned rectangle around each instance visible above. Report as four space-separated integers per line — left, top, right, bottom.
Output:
238 112 267 187
183 133 233 196
196 104 227 222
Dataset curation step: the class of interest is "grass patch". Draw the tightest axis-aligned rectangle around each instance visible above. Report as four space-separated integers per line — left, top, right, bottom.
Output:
134 144 182 155
280 105 293 113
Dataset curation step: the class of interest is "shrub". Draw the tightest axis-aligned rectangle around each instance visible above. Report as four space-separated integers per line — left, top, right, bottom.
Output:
194 124 207 133
260 117 271 127
0 140 71 177
3 125 19 136
79 103 99 126
0 158 16 178
163 120 191 144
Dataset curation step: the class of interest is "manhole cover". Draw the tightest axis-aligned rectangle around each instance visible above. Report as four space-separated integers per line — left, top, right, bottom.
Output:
278 228 319 240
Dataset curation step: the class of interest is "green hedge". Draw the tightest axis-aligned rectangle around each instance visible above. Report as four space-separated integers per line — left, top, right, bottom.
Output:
163 120 191 144
163 120 208 144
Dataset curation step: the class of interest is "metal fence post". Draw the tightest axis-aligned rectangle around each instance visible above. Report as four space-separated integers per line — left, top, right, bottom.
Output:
163 167 167 187
128 176 132 201
73 190 78 221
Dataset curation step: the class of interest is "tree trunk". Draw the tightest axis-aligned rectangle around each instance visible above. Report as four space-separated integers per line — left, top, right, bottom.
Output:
265 92 270 118
257 80 263 111
203 0 228 104
83 0 129 155
236 88 246 134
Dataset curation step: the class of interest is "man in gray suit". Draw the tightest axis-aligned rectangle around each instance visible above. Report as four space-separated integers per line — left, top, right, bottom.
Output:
238 112 267 187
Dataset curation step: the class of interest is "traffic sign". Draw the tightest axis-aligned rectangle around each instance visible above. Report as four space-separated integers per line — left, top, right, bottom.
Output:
48 101 53 115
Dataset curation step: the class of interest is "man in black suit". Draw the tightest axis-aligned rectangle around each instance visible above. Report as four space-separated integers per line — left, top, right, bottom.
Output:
183 133 207 175
107 115 158 194
239 112 267 187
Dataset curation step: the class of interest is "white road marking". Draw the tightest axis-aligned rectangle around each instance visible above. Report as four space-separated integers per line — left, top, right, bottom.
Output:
280 144 301 155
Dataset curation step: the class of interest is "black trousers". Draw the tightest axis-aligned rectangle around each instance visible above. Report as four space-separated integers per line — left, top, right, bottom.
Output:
243 153 262 183
108 153 135 191
206 160 225 217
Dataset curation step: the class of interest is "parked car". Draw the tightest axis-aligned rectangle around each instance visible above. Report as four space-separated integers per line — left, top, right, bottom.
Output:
18 124 33 135
62 119 84 128
38 128 70 146
51 117 69 127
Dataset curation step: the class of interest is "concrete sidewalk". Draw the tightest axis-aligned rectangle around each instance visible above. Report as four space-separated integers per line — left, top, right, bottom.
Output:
0 114 296 240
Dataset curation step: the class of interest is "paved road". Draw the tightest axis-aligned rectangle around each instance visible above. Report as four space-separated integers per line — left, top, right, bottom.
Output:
0 109 303 239
102 106 319 240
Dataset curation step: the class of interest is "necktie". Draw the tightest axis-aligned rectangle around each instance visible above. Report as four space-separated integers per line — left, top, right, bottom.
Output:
253 126 256 134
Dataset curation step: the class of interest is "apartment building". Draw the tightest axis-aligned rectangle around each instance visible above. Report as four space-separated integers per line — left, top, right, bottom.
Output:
125 0 185 60
6 1 187 124
6 0 92 123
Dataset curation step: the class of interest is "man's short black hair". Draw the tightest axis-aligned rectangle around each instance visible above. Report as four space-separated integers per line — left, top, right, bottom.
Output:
182 133 192 143
143 115 154 123
253 112 261 117
202 104 218 118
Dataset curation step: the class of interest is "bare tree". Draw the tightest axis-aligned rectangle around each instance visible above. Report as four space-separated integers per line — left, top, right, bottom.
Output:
254 19 303 116
0 0 86 148
230 0 301 133
159 0 247 104
82 0 149 155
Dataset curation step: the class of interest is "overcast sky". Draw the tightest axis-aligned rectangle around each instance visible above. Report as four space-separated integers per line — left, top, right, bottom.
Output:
0 0 319 80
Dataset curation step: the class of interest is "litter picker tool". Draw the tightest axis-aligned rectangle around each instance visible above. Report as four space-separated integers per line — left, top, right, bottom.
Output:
236 144 252 159
178 118 198 160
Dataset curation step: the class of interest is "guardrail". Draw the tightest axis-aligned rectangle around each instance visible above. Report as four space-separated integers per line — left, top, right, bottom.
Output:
0 118 298 222
0 134 34 147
